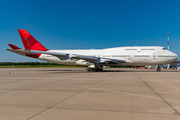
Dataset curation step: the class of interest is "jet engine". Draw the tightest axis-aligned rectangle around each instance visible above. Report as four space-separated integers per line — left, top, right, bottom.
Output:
76 60 90 66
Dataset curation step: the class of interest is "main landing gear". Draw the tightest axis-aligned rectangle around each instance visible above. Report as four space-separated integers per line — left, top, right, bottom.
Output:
157 65 161 72
86 67 103 72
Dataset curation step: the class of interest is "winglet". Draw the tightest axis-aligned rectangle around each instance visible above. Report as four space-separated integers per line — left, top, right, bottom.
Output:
8 44 21 50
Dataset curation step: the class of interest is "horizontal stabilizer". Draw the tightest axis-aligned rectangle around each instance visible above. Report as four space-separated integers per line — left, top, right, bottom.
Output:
30 50 67 57
5 49 37 56
8 44 21 50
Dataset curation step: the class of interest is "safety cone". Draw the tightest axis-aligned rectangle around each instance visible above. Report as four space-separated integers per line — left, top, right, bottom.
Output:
84 71 86 73
9 71 10 74
114 70 115 72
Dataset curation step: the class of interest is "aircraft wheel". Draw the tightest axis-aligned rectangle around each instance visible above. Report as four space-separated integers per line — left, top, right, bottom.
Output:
157 66 161 72
99 69 103 72
86 68 90 72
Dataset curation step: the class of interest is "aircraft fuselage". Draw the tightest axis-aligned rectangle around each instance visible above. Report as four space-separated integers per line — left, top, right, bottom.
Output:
38 46 177 66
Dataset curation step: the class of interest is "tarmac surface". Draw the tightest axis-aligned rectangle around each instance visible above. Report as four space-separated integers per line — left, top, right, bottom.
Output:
0 67 180 120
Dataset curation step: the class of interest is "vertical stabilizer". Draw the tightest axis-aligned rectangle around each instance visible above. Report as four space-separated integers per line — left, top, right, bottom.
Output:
18 29 48 51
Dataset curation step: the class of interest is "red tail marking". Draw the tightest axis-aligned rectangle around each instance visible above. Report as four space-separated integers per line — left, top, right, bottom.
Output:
8 44 21 50
18 29 48 51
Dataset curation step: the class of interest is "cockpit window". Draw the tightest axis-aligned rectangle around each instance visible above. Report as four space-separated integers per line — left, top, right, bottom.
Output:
163 48 167 50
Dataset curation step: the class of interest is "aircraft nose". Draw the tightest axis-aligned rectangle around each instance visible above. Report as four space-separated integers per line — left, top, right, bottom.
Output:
171 52 178 61
175 53 178 60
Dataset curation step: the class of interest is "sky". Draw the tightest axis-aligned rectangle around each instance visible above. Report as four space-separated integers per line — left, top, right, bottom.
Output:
0 0 180 62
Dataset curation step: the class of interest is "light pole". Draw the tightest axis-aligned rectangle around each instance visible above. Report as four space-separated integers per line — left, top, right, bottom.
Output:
13 59 14 68
167 32 169 51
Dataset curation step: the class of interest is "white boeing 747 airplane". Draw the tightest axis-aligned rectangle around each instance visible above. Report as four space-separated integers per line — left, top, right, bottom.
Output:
5 29 178 72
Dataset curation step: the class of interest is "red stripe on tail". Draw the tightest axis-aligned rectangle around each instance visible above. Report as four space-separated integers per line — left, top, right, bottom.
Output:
18 29 48 51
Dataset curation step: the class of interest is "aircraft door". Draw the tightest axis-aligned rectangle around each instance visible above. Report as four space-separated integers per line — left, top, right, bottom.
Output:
96 53 101 58
127 54 131 60
137 48 141 52
152 53 156 60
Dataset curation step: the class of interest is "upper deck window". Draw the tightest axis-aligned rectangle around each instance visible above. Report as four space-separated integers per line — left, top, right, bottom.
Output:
125 49 137 50
163 48 167 50
141 49 155 50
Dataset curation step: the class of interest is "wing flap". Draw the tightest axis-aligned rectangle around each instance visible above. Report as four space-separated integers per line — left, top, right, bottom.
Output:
70 55 98 61
100 58 126 64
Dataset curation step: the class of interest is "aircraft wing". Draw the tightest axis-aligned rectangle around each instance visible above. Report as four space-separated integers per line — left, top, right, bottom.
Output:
31 50 98 61
30 50 125 63
70 55 126 64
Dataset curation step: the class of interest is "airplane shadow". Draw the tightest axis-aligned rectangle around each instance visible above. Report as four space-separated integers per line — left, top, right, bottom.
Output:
37 69 180 73
39 70 73 71
83 69 180 73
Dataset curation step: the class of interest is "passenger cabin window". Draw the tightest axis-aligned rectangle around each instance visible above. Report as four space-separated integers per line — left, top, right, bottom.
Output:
134 55 149 57
163 48 167 50
112 55 127 57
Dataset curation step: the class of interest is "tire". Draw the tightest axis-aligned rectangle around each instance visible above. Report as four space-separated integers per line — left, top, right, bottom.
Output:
95 69 98 72
86 68 91 72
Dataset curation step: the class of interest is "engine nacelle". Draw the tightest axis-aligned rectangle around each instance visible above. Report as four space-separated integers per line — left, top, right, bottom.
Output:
76 60 90 66
88 64 95 68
